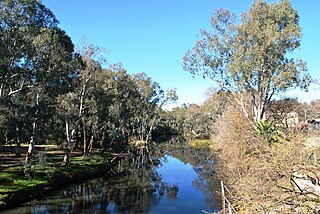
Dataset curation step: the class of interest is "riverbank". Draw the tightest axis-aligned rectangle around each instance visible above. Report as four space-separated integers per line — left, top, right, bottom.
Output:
0 146 121 211
2 139 221 213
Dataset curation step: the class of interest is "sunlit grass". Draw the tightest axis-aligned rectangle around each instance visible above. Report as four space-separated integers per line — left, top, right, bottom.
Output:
0 148 111 208
0 165 47 195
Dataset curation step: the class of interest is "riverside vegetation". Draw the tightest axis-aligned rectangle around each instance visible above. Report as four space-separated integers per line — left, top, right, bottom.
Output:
1 0 320 213
183 0 320 213
0 0 179 209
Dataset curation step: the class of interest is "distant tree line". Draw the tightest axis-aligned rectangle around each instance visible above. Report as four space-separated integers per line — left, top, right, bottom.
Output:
0 0 177 165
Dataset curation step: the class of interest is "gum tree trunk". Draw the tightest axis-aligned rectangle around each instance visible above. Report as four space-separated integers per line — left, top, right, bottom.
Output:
62 120 73 165
24 92 39 178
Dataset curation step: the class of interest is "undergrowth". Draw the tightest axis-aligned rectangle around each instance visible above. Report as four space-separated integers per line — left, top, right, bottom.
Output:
212 105 320 213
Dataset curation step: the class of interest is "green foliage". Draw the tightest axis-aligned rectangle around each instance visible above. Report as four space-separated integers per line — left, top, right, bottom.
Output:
166 89 229 139
0 0 175 155
0 148 113 207
183 0 310 122
254 120 282 145
0 0 81 152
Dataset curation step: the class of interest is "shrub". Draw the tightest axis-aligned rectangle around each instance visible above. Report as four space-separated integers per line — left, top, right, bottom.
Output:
254 120 283 145
212 105 320 213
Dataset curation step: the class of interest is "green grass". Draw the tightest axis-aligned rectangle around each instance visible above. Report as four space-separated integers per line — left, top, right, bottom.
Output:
0 148 111 208
0 165 47 194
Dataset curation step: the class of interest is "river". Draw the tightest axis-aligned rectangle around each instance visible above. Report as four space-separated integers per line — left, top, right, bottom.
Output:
2 138 220 213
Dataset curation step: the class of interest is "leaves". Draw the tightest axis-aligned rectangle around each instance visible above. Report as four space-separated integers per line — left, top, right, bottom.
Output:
183 0 310 122
254 120 283 145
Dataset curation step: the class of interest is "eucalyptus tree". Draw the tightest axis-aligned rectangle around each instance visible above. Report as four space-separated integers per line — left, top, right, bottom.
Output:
57 92 79 165
168 105 189 136
183 0 310 123
0 0 81 168
131 73 164 142
74 40 106 156
89 69 114 149
0 0 58 153
0 0 56 102
151 88 179 136
101 65 139 146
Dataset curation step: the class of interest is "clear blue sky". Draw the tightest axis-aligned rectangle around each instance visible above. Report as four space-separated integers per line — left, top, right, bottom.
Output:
42 0 320 106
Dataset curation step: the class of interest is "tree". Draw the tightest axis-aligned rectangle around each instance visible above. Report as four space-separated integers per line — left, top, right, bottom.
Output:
268 97 305 127
131 73 164 142
305 100 320 121
0 0 60 154
0 0 58 102
1 0 81 173
183 0 310 123
57 92 79 165
74 39 105 156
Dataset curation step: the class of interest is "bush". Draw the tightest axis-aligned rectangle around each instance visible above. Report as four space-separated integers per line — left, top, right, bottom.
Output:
254 120 282 145
212 105 320 213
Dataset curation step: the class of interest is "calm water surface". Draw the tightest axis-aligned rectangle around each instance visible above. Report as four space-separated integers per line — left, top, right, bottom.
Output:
2 139 220 214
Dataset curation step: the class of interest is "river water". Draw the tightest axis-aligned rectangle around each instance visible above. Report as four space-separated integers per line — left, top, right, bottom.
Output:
3 138 220 213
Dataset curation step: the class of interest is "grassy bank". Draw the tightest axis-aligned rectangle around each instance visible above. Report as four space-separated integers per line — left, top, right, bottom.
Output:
0 146 118 210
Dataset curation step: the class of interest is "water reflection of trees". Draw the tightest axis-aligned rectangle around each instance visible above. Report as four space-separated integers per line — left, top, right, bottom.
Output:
13 143 178 214
102 144 179 213
157 137 221 212
10 137 220 213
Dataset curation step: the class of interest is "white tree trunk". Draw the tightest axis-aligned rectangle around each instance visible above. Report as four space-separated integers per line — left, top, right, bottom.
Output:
15 124 21 157
62 120 73 165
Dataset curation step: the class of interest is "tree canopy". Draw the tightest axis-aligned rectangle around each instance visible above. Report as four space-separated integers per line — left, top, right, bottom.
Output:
183 0 310 122
0 0 177 162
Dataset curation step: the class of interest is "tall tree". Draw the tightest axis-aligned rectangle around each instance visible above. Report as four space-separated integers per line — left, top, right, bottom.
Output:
131 73 164 142
0 0 58 102
75 39 105 156
0 0 81 172
183 0 310 123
